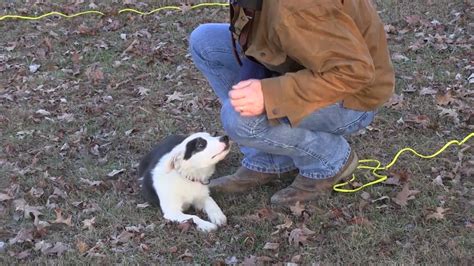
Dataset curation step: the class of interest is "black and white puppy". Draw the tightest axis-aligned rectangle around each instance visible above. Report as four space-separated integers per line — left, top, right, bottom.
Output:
138 132 230 232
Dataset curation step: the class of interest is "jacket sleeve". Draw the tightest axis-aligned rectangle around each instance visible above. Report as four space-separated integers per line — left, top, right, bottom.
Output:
261 4 375 125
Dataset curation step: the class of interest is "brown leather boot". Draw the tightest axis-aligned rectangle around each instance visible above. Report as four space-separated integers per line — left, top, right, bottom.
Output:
209 167 295 194
270 151 359 205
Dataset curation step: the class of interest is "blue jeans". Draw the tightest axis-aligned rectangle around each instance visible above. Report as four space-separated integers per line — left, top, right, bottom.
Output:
189 23 375 179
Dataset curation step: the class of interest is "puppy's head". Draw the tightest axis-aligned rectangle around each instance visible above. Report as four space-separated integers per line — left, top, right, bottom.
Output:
167 132 231 181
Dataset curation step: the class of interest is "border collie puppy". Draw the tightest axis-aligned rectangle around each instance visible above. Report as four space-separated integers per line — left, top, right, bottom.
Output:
138 132 230 232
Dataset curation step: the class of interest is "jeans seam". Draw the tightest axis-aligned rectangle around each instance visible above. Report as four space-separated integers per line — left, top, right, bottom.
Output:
191 46 235 99
331 111 369 135
250 129 335 173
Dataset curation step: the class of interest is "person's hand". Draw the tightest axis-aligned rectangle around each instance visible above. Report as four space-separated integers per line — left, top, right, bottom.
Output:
228 79 265 116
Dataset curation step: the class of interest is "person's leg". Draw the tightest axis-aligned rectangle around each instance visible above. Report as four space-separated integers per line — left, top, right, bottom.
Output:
220 100 375 203
189 24 295 178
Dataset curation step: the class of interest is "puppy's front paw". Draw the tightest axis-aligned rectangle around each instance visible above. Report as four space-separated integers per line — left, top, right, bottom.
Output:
196 221 218 232
208 210 227 226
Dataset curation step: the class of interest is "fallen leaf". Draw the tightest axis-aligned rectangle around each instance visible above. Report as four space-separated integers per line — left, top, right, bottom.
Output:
8 228 33 245
437 107 460 124
112 230 134 245
166 91 186 103
289 201 306 217
392 53 410 61
178 249 193 261
80 178 103 187
291 254 302 263
273 216 293 232
9 250 31 259
360 191 371 200
0 193 13 201
35 240 53 253
136 202 150 209
383 93 404 110
136 86 150 96
263 242 279 250
50 209 73 226
29 64 41 73
392 183 420 207
29 187 44 198
76 240 90 254
426 207 450 220
419 87 437 95
168 246 178 253
107 169 126 177
43 242 69 256
82 217 96 230
436 91 454 106
404 114 431 128
35 109 51 116
177 219 195 233
288 226 316 247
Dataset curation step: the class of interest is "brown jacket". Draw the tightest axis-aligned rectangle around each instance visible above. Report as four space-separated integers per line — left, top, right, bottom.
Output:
237 0 395 126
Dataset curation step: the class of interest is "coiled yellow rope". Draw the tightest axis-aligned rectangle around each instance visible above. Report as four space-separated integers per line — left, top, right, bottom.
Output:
0 2 229 21
333 132 473 192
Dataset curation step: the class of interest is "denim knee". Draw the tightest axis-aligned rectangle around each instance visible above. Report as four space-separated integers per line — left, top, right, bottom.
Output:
221 101 267 144
189 24 214 63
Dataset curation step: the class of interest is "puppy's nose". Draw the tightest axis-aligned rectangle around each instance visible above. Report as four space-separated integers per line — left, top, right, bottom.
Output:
220 135 229 144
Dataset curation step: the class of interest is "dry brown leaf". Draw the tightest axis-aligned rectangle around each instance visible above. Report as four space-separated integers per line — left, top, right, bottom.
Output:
29 187 44 198
168 246 178 253
106 169 126 178
0 193 13 201
8 228 33 245
426 207 450 220
50 209 73 226
289 201 306 217
178 249 193 261
383 93 404 110
8 250 31 259
436 91 454 106
288 226 316 247
82 217 96 230
263 242 279 251
43 242 69 256
177 219 195 233
80 178 103 187
273 216 293 233
405 114 431 128
392 183 420 207
76 239 90 254
291 254 302 263
112 230 134 245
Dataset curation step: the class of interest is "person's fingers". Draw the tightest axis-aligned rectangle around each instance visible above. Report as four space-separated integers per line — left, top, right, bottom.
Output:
229 97 252 107
228 88 247 100
232 79 253 90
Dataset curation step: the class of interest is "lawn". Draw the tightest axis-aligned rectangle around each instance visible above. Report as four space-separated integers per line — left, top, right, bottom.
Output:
0 0 472 264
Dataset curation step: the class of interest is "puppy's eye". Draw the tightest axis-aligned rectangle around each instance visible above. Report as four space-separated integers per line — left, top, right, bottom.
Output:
196 139 206 150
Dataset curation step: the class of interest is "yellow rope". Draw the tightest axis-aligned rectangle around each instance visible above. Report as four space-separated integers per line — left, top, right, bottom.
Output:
333 132 473 192
0 3 229 21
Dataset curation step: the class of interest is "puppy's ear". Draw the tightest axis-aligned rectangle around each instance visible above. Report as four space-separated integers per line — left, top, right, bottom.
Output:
166 151 183 172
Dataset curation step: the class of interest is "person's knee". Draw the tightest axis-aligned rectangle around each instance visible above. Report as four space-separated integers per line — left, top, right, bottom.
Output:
189 24 214 62
221 101 267 144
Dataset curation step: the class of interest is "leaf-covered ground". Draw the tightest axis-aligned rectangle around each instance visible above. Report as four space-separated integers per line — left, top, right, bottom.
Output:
0 0 472 264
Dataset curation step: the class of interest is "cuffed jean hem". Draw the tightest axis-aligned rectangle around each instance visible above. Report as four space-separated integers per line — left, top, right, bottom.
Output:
298 147 352 179
242 158 297 175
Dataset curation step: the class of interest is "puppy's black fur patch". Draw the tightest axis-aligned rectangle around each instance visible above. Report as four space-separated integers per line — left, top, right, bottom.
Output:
183 137 207 160
138 134 186 207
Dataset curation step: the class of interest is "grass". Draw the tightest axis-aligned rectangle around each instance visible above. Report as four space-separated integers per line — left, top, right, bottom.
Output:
1 0 473 264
